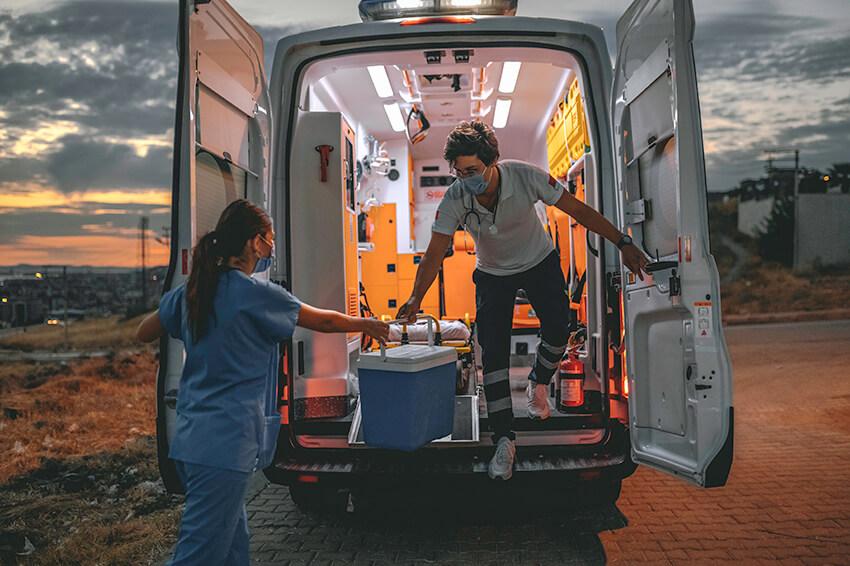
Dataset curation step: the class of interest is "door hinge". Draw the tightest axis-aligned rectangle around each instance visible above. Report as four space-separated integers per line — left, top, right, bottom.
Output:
669 270 681 297
625 198 650 224
164 389 178 410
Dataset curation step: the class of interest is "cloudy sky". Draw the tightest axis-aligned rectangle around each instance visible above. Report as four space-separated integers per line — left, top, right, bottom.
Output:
0 0 848 267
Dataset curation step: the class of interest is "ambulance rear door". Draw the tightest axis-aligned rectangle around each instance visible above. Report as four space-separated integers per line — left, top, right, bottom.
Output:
612 0 733 487
158 0 272 492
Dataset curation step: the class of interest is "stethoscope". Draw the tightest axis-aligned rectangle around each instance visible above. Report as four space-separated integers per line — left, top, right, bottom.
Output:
460 177 500 255
461 195 499 236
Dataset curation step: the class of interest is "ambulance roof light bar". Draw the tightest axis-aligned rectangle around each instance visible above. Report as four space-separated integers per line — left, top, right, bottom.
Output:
359 0 518 22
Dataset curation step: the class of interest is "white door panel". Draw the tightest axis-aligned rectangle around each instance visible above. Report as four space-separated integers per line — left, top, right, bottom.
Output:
613 0 733 487
157 0 270 493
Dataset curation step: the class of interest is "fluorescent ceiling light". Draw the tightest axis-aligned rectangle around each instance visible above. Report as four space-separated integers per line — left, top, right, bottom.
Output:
448 0 482 6
498 61 521 94
397 0 427 8
367 65 393 98
493 98 511 128
384 103 406 132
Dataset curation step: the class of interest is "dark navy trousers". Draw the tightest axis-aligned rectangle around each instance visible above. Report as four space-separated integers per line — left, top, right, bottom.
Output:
474 250 570 442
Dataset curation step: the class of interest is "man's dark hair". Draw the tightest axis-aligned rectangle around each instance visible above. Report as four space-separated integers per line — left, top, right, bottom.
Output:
443 120 500 168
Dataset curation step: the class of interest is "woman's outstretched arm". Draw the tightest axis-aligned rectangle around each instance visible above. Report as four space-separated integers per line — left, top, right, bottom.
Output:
297 304 389 344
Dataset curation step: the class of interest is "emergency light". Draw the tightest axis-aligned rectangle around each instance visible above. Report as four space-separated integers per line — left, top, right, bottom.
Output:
359 0 517 22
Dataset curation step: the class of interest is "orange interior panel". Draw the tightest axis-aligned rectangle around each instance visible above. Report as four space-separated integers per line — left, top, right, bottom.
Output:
442 231 477 321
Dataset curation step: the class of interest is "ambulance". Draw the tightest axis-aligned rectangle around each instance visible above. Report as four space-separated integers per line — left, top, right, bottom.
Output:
157 0 733 507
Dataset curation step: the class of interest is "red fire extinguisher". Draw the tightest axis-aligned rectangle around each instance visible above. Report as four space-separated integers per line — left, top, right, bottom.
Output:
556 351 584 413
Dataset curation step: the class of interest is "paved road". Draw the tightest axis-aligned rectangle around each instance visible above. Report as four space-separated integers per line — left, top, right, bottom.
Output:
178 320 850 564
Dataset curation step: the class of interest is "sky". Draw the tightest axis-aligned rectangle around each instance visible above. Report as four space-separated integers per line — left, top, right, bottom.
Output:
0 0 848 267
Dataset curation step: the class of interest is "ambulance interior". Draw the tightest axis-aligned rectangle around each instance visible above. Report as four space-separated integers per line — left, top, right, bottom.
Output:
287 45 628 447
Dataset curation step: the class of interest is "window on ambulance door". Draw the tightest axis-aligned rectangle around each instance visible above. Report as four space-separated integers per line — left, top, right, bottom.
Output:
195 150 248 237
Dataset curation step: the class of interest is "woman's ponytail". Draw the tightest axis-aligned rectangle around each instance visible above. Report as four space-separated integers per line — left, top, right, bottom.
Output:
184 200 272 343
186 230 221 342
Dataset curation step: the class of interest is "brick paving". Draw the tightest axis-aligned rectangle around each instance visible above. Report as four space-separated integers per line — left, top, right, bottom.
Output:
192 322 850 565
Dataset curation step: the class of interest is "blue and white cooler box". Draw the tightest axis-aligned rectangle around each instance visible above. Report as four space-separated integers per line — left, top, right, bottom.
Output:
357 344 457 451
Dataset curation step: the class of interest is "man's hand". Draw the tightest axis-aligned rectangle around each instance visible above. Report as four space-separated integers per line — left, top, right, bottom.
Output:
361 317 390 345
621 243 650 281
395 297 421 324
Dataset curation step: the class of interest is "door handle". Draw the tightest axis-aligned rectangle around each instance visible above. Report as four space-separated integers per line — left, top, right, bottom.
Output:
644 261 677 273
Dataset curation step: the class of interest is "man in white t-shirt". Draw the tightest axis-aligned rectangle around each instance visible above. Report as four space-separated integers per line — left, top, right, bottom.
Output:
396 121 648 481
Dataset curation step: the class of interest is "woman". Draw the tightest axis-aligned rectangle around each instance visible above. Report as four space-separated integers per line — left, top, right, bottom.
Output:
137 199 387 565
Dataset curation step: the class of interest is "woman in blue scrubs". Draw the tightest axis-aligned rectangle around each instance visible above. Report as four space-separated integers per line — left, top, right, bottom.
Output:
137 200 388 565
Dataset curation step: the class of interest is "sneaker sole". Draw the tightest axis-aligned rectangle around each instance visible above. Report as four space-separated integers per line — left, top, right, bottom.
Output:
488 469 513 480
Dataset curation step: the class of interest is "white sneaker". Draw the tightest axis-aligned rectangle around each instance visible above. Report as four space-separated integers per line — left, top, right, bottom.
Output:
488 437 516 480
527 380 550 420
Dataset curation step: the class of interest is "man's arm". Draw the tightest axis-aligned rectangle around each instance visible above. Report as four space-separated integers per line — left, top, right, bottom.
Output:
553 190 650 279
395 231 454 323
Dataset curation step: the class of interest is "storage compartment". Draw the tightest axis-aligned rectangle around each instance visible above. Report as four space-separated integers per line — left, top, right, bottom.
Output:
566 78 589 162
356 345 458 451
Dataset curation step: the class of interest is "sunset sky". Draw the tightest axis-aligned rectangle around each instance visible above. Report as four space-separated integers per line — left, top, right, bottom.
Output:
0 0 848 267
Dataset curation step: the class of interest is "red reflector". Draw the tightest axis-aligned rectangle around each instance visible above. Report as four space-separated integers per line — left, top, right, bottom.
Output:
401 16 475 25
297 474 319 484
579 470 601 481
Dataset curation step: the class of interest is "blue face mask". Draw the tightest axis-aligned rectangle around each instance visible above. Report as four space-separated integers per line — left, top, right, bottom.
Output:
253 237 274 273
456 166 491 196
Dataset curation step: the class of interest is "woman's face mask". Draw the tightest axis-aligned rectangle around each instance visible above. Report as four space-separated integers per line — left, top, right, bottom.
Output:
253 235 274 273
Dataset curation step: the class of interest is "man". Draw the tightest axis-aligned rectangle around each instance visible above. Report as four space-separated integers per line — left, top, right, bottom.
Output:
396 120 649 481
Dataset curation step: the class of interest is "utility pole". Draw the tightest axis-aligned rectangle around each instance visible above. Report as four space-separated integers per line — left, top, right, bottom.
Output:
793 149 800 271
63 265 69 351
139 216 149 309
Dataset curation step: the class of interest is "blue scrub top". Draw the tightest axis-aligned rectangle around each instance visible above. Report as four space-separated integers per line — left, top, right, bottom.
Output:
158 269 301 473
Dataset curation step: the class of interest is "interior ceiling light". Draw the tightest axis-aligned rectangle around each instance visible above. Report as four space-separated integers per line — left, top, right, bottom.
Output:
498 61 521 94
493 98 511 128
384 102 406 132
367 65 394 98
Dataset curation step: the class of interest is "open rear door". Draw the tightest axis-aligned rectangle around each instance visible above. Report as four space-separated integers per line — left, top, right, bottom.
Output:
157 0 271 492
612 0 733 487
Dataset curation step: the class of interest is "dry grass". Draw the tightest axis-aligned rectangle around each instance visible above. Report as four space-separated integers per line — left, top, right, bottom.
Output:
0 436 181 566
0 313 181 565
0 350 158 483
721 259 850 315
0 313 150 352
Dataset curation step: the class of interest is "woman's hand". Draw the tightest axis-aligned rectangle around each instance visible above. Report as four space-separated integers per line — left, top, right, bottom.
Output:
361 317 390 345
395 297 420 324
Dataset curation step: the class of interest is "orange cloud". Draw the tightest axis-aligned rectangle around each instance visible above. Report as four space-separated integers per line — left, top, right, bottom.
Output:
0 235 170 268
0 187 170 209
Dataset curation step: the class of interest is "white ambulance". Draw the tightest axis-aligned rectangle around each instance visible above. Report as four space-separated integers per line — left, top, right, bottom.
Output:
157 0 733 507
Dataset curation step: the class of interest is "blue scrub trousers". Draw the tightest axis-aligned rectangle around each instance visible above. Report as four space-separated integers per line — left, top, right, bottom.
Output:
167 460 253 566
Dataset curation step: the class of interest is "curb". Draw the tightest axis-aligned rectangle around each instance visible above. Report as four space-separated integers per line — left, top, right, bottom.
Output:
723 308 850 326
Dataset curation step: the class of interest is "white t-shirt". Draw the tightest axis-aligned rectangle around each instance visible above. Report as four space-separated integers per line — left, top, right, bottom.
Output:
432 160 565 276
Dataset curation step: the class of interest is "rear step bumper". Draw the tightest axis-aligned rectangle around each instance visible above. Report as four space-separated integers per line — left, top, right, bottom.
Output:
264 420 636 487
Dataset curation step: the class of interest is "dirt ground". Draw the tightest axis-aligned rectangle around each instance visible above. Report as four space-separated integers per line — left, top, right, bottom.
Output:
0 331 182 566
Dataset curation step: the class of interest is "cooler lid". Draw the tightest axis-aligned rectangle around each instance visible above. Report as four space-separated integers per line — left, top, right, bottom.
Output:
358 345 457 372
